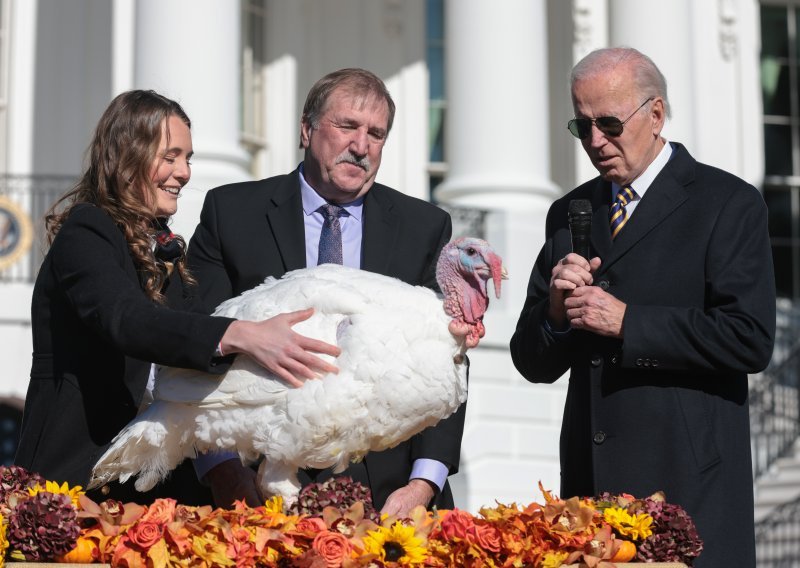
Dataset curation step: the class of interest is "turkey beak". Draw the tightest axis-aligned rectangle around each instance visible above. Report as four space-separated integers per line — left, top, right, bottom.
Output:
488 251 506 299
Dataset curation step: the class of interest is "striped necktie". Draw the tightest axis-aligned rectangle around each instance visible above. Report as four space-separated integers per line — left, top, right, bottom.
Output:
318 203 344 265
610 186 636 239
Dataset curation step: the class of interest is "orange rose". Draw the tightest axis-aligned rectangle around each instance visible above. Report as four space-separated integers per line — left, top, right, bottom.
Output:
440 509 475 541
140 498 177 525
127 521 164 549
296 517 327 534
471 522 501 552
312 530 353 568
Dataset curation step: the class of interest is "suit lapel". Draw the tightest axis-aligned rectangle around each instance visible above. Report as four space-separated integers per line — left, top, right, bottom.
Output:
590 178 613 261
361 185 398 274
265 172 307 271
602 145 693 271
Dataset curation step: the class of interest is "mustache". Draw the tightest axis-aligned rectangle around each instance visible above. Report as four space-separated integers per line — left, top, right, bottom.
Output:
336 151 370 171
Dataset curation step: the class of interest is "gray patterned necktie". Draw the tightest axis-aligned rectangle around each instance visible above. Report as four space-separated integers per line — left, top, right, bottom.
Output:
317 203 344 265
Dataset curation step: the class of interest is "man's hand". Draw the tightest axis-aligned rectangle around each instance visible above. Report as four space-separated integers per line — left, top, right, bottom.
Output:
380 479 435 517
564 285 626 337
547 254 602 329
220 308 342 387
204 459 264 508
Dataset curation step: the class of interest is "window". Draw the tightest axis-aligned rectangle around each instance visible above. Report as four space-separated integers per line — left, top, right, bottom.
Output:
241 0 267 174
761 2 800 298
426 0 446 201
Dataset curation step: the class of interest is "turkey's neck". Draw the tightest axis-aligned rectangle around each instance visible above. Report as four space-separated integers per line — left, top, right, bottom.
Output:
437 262 488 325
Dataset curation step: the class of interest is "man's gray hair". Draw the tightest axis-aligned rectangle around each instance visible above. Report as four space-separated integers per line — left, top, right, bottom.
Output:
571 47 671 119
300 68 396 148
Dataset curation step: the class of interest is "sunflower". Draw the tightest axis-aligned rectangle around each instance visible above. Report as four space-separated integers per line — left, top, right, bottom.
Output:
603 507 653 541
541 550 569 568
363 521 427 565
0 512 8 568
27 480 84 509
264 495 284 514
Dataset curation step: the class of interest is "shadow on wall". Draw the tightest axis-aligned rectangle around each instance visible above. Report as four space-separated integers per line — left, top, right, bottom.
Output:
0 397 23 465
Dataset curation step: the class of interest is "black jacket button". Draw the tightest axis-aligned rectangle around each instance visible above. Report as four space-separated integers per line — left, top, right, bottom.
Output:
591 356 602 367
598 280 610 290
593 431 607 444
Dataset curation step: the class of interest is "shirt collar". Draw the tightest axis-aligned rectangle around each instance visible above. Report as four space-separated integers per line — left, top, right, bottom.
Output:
611 138 673 200
299 163 364 222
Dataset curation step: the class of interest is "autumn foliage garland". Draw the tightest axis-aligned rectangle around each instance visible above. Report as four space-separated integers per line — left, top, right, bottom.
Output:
0 466 702 567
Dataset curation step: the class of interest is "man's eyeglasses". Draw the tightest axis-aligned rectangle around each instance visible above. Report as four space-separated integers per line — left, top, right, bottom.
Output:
567 97 654 140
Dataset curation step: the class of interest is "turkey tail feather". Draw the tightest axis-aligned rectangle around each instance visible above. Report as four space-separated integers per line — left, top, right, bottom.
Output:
90 407 185 492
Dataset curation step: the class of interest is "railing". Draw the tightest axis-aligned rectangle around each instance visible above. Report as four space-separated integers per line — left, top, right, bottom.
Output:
752 301 800 567
755 495 800 567
772 298 800 363
0 174 73 283
750 360 800 481
750 301 800 481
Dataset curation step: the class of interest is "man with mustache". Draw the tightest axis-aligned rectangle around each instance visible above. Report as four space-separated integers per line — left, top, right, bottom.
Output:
187 68 467 516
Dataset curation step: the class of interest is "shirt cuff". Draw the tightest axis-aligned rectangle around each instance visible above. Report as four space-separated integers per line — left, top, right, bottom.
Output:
193 451 239 481
543 318 571 338
410 459 449 493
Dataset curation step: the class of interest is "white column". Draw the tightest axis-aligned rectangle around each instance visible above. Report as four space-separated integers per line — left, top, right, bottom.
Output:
134 0 251 238
111 0 135 95
436 0 559 213
435 0 565 512
7 0 38 175
608 0 696 150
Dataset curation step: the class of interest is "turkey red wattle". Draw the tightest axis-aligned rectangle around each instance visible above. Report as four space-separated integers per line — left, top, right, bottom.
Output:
436 237 505 345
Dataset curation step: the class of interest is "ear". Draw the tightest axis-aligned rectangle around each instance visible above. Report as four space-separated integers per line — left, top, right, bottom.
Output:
649 97 666 136
300 119 312 149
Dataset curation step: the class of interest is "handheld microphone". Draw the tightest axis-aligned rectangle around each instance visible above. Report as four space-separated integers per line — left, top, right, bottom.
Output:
568 199 592 260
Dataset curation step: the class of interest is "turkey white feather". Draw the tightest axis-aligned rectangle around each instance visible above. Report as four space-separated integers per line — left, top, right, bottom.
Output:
89 237 505 504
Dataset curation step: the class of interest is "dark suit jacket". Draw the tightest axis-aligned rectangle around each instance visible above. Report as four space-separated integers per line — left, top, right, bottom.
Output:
15 203 233 505
187 167 466 510
510 144 775 568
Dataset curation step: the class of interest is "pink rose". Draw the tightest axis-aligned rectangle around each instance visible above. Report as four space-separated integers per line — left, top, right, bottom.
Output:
127 521 164 549
296 516 327 535
440 509 475 541
140 498 177 525
312 530 353 567
471 522 501 552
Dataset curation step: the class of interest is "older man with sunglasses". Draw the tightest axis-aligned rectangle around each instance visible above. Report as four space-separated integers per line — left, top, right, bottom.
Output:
511 47 774 568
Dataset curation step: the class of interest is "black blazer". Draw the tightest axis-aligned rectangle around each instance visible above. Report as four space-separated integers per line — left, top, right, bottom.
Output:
510 144 776 568
187 168 466 509
15 204 233 504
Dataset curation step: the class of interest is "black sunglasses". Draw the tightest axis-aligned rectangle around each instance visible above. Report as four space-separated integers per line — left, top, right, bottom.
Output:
567 97 654 140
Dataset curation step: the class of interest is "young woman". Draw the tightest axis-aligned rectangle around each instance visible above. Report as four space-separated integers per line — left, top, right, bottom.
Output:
14 90 338 504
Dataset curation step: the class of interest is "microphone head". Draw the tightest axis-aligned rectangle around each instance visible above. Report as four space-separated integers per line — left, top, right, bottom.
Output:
568 199 592 221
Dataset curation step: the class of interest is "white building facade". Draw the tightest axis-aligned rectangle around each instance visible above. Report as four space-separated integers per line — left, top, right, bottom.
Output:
0 0 785 515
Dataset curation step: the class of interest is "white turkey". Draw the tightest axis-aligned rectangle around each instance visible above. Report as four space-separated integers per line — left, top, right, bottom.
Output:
89 237 505 504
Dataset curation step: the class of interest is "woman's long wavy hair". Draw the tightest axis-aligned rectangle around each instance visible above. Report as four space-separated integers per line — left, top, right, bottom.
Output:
45 90 194 303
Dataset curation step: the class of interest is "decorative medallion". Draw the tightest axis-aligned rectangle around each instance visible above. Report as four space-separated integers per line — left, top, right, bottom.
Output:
0 196 34 270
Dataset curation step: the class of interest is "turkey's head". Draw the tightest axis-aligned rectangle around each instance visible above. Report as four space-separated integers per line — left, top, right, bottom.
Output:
436 237 506 348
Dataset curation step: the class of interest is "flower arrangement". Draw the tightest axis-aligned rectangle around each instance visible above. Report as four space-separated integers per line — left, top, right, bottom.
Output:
0 466 702 567
592 492 703 564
